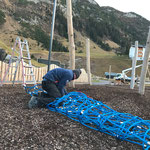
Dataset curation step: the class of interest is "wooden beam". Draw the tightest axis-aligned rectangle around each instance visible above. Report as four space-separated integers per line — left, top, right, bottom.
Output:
139 27 150 95
86 38 91 85
66 0 75 87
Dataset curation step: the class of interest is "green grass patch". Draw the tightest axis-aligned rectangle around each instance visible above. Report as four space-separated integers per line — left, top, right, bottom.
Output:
31 59 46 67
0 10 6 25
0 40 12 54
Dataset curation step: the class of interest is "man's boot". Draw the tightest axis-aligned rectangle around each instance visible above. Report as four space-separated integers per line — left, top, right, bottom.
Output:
28 95 39 109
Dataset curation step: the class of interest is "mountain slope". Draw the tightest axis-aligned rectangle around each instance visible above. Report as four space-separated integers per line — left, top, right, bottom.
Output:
0 0 150 54
0 0 150 76
71 1 150 54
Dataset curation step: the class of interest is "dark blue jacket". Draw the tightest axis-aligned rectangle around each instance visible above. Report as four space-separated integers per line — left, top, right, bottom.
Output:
43 68 74 96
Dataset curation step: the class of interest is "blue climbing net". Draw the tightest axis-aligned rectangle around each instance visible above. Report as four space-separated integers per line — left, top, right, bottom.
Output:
24 84 45 96
47 92 150 150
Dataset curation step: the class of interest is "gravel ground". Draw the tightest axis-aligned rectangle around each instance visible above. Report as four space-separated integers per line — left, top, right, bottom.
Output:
0 84 150 150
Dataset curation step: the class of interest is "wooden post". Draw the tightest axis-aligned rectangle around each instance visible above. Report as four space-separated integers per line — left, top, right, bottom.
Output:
139 27 150 95
86 38 91 85
66 0 75 87
0 61 2 86
109 65 111 80
147 68 150 80
130 41 138 89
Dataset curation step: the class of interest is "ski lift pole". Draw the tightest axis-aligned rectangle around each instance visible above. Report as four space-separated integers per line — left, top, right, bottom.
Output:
47 0 57 72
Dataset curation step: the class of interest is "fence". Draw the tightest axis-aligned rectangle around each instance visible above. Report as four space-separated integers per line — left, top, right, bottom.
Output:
0 61 88 84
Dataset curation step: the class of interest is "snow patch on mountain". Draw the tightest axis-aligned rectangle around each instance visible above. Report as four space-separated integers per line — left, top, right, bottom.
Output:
124 12 137 18
88 0 97 5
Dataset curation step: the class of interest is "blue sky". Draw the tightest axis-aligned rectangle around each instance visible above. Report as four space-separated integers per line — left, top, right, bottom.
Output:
95 0 150 21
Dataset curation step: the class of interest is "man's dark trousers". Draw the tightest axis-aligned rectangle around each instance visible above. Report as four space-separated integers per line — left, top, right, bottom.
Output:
36 80 62 107
42 80 61 99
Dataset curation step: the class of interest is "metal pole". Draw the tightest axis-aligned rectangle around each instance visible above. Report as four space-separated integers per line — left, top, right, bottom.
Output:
47 0 57 72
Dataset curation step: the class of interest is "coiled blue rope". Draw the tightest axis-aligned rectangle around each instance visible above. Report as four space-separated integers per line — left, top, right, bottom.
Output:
47 92 150 150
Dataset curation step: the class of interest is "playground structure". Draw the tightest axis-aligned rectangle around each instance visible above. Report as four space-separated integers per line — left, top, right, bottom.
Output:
47 91 150 150
121 62 150 83
1 0 150 149
121 43 150 83
0 2 150 149
107 39 150 88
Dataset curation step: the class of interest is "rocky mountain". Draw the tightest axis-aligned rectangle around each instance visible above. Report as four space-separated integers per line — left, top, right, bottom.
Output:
0 0 150 55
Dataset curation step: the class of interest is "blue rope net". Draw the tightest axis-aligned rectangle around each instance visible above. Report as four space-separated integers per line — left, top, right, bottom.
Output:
47 92 150 150
24 84 45 96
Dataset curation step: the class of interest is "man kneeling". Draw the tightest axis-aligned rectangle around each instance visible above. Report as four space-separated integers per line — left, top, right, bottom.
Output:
28 68 81 108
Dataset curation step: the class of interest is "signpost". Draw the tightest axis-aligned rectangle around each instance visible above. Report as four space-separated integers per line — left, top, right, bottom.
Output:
129 45 146 61
130 41 138 89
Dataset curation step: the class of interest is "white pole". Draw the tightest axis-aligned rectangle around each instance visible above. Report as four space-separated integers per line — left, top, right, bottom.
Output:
130 41 138 89
66 0 75 87
86 38 91 85
139 27 150 95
